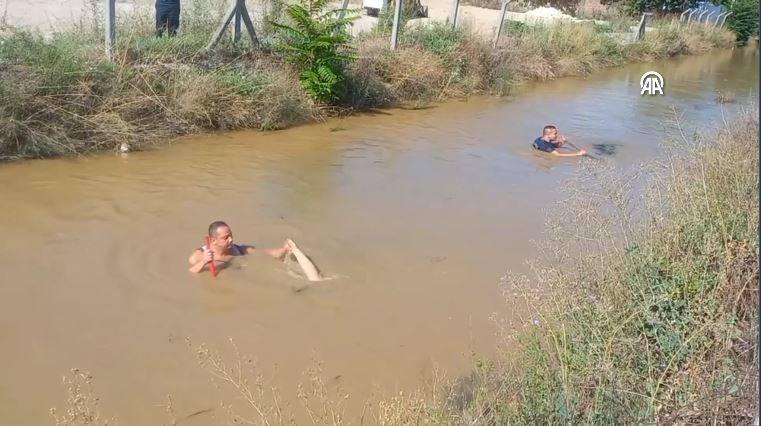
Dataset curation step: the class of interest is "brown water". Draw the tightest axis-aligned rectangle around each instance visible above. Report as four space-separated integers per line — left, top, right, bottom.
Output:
0 47 757 424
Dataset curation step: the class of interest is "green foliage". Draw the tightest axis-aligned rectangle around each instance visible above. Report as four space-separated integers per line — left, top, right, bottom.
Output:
123 32 210 63
181 0 229 31
593 20 614 33
0 31 110 94
261 0 288 38
216 71 266 96
503 20 529 35
626 0 698 13
400 23 471 81
269 0 358 103
402 22 464 56
726 0 759 43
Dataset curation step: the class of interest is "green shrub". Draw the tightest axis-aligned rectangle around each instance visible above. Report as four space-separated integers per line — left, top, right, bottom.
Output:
269 0 358 103
0 31 110 94
504 20 529 35
402 22 464 56
123 31 210 63
727 0 759 43
216 71 266 96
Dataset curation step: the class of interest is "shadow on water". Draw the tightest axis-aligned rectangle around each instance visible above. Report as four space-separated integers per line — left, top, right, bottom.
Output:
591 143 620 156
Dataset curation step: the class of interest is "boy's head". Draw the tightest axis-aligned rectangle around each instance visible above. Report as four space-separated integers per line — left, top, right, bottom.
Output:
542 125 558 141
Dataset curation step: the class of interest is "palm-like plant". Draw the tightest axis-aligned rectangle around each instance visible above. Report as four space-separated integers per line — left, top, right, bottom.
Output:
269 0 358 102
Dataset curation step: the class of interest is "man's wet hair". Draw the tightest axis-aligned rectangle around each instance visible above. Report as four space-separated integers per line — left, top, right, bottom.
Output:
542 125 557 135
208 221 229 237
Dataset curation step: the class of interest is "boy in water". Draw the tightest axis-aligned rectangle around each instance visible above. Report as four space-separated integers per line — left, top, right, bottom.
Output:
533 125 587 157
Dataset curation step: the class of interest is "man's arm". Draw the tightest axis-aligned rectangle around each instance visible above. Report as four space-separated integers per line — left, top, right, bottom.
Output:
242 243 289 259
188 249 212 273
265 242 290 259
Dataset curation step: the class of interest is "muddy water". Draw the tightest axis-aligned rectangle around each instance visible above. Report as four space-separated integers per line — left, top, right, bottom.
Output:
0 47 756 424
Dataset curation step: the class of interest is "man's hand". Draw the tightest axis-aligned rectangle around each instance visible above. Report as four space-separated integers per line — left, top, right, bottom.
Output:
265 241 292 259
202 248 214 265
189 248 214 273
557 135 567 145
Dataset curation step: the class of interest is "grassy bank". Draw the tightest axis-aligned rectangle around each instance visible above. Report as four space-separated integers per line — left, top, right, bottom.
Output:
375 113 759 424
0 1 735 160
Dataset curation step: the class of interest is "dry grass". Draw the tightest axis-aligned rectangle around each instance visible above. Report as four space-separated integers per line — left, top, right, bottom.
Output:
624 19 736 61
50 369 114 425
193 339 351 425
377 46 448 101
575 0 609 19
0 29 317 159
497 22 623 79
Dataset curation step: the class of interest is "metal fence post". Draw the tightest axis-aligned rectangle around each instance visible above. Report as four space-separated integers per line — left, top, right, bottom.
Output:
679 8 690 23
105 0 116 60
713 11 725 26
450 0 460 28
335 0 351 36
338 0 351 20
719 11 731 27
234 0 243 42
636 12 651 40
493 0 509 48
705 11 715 25
697 9 708 24
207 0 258 50
391 0 403 49
706 10 714 24
687 8 697 23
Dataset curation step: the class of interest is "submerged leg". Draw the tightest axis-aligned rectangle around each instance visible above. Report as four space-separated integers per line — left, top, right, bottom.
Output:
286 239 322 282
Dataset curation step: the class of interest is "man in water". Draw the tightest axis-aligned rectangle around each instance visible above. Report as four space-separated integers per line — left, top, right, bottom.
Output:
188 221 321 281
533 125 587 157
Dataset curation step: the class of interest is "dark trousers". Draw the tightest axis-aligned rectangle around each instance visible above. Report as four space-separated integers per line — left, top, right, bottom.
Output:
156 2 180 36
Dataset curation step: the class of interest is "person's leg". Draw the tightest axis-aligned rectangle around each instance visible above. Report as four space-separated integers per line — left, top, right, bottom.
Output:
286 239 322 282
167 4 180 36
155 6 168 37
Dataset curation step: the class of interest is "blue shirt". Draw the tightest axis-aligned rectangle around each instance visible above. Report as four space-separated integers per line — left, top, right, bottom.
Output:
533 137 558 153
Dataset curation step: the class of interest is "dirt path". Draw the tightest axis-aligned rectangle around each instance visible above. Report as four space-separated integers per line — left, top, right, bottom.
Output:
2 0 89 30
0 0 149 32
